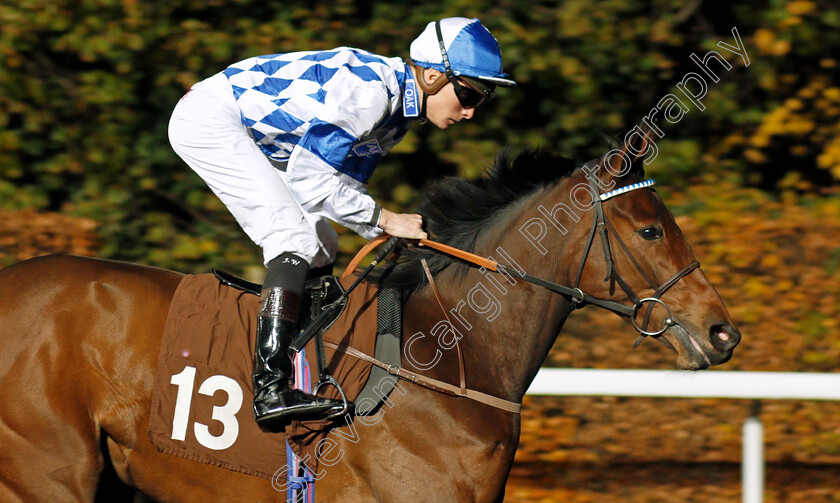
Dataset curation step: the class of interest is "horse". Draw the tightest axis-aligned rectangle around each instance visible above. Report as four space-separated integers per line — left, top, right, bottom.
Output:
0 143 739 502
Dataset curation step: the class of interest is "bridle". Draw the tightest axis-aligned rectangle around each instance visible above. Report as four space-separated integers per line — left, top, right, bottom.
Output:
571 164 700 346
418 165 700 346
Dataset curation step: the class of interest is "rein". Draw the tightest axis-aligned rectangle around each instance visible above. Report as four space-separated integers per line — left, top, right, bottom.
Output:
416 239 637 317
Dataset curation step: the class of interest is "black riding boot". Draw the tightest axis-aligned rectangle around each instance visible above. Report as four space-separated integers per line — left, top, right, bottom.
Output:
252 254 343 427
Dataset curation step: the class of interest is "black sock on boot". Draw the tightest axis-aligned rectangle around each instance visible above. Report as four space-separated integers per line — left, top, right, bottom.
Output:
256 252 309 378
264 253 309 294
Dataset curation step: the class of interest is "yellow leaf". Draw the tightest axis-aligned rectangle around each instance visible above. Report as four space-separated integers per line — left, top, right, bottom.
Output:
760 254 781 269
822 87 840 102
777 279 794 292
750 134 770 148
754 28 776 53
785 97 804 110
786 0 815 15
745 148 767 163
773 39 792 56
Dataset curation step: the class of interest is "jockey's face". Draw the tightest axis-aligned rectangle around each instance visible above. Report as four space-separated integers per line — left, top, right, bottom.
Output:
422 69 475 129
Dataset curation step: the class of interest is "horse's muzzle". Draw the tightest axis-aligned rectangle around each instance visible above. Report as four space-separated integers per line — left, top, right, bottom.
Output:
709 323 741 353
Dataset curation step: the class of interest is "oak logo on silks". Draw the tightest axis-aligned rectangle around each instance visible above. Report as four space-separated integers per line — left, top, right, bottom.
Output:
352 139 383 157
403 75 420 118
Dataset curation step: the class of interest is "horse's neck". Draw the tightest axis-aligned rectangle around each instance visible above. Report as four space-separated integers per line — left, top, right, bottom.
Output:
406 181 579 402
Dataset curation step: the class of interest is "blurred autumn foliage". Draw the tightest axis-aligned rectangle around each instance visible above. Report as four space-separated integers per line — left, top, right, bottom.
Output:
1 0 838 273
1 0 840 501
0 210 99 263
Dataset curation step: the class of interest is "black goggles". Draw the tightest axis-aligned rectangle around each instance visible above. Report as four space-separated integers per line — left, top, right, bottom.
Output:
435 21 496 109
452 76 495 109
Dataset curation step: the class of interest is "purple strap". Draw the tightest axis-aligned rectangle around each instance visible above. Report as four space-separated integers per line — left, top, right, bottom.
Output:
286 349 316 503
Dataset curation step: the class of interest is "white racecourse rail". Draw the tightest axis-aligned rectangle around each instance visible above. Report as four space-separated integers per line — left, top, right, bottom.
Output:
525 369 840 503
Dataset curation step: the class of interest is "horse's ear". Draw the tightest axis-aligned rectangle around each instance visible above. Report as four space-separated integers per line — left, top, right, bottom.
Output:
602 120 659 181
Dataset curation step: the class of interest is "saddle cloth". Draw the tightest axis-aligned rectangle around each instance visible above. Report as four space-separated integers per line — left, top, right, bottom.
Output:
147 272 387 479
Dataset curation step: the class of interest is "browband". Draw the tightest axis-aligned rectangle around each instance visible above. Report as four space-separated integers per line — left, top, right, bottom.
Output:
600 179 656 201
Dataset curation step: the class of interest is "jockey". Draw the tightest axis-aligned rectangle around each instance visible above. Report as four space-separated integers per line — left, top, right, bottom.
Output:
168 17 515 427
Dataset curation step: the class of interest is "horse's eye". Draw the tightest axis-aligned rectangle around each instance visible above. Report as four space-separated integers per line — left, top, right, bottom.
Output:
638 225 663 241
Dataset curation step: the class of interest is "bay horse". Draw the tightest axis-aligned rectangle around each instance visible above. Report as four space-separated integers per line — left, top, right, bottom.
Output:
0 145 739 502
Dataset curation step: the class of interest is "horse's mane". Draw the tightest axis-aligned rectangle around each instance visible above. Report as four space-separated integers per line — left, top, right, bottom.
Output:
370 147 578 295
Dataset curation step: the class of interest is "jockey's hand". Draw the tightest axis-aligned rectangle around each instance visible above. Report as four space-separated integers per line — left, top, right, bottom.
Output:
378 208 427 239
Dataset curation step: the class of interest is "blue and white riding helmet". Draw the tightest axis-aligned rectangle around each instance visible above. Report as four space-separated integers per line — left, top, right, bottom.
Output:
410 17 516 88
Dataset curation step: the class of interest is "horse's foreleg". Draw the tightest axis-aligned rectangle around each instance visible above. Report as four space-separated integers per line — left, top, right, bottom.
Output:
0 377 104 502
0 261 107 502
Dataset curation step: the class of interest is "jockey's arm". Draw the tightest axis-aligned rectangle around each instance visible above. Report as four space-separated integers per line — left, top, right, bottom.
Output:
285 81 425 240
286 146 426 240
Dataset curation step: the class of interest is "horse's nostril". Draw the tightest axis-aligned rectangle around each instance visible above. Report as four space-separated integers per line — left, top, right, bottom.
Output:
710 323 740 352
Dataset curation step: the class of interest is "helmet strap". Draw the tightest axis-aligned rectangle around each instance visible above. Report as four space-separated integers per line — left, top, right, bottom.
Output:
419 91 429 123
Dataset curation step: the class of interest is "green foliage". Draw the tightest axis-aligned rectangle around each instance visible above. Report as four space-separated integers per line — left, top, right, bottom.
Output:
1 0 838 274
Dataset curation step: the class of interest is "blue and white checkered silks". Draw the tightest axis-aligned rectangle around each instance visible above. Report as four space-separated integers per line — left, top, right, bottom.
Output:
224 49 417 182
222 48 418 238
410 17 515 87
599 179 656 201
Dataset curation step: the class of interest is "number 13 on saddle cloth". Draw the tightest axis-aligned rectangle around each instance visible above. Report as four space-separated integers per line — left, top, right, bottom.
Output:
148 270 387 477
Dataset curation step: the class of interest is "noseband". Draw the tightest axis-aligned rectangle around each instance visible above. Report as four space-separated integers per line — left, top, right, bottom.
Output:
418 166 699 346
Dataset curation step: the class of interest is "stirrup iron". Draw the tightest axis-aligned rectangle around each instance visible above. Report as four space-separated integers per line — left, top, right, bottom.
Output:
312 375 350 420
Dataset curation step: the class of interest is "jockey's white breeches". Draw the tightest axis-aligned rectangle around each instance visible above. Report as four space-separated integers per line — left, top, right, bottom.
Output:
168 73 337 267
